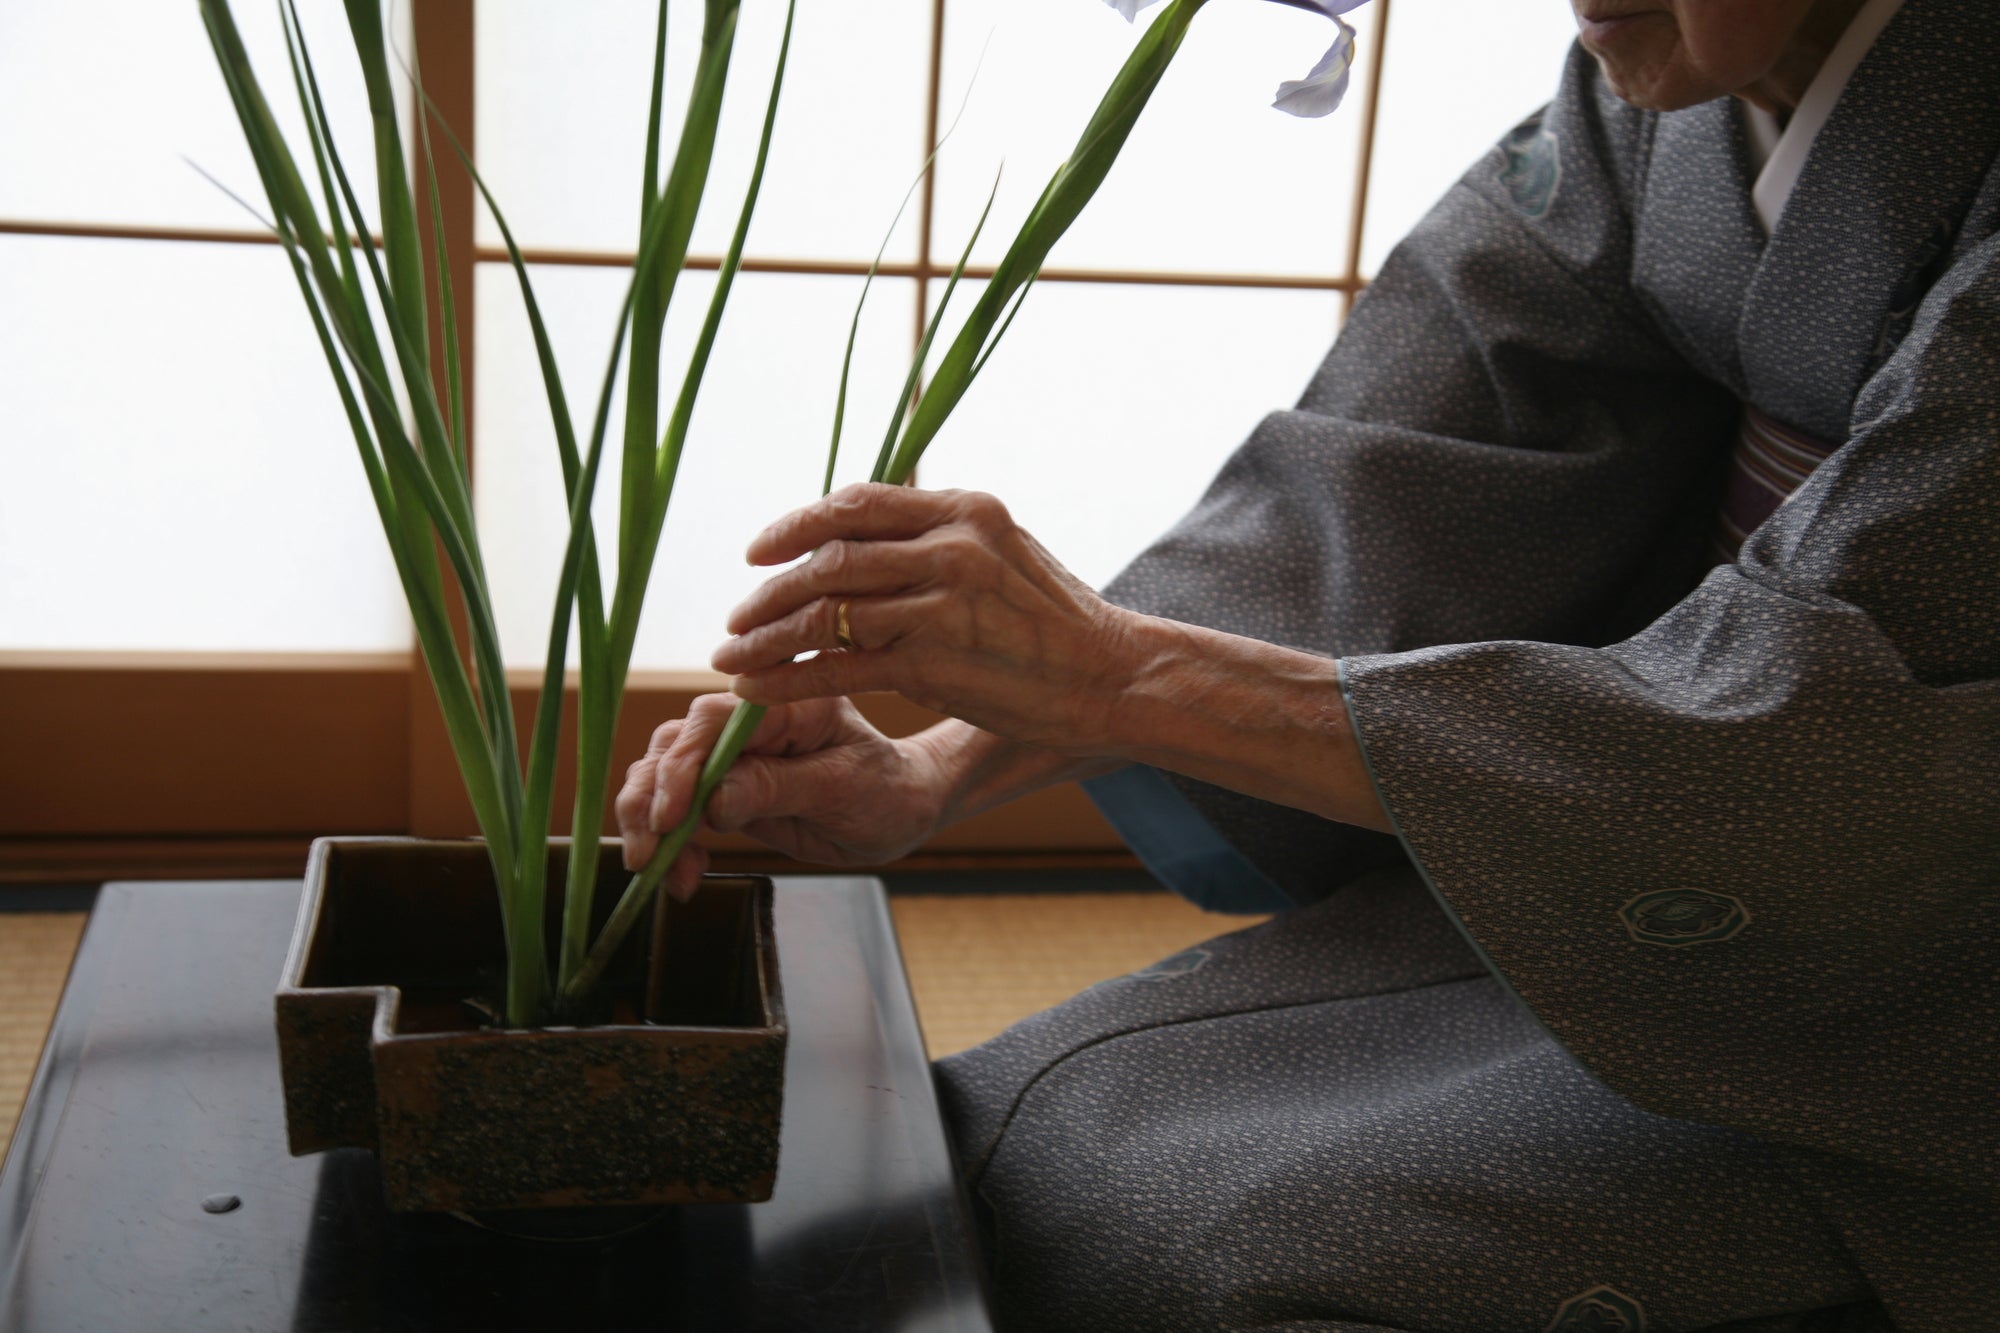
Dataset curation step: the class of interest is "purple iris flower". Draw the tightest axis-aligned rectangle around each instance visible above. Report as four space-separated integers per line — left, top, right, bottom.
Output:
1105 0 1369 118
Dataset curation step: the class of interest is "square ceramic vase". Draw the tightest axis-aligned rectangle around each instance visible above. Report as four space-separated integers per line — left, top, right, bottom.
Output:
275 837 786 1213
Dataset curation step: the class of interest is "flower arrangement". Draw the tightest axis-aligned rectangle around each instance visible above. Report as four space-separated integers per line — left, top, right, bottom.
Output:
201 0 1363 1029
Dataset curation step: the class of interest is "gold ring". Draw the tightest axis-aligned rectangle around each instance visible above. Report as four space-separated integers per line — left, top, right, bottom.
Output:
835 600 855 651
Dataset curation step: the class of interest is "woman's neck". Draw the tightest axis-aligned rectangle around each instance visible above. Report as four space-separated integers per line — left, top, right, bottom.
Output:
1736 0 1868 118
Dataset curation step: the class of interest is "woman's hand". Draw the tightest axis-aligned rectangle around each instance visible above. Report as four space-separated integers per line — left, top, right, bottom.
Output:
614 694 951 899
694 481 1390 849
712 484 1144 757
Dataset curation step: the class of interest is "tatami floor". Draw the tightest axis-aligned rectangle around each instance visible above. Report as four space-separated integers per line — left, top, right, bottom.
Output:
0 891 1259 1162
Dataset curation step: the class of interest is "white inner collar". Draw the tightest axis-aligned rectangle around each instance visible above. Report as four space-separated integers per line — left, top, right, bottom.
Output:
1742 0 1908 234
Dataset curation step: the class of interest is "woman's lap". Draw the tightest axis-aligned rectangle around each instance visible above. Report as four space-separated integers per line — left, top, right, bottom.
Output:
933 868 1877 1332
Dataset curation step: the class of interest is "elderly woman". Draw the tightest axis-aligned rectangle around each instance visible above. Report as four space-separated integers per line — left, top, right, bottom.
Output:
619 0 1996 1327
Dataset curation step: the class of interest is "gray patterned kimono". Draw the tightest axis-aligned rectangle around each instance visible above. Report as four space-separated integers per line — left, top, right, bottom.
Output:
935 2 1999 1329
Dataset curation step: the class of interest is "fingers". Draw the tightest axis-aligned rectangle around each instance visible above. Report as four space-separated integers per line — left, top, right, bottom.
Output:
648 697 731 832
620 827 659 874
617 694 870 870
616 725 676 870
615 693 894 896
613 694 743 870
728 631 913 706
717 589 951 679
725 534 935 638
724 486 1028 677
664 842 710 903
746 483 1001 566
714 596 849 674
729 488 1022 651
620 823 708 896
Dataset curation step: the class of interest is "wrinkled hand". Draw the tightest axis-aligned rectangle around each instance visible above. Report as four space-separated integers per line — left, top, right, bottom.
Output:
713 484 1140 755
614 693 949 899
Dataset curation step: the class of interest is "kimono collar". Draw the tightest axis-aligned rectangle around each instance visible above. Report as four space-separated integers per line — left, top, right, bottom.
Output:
1738 0 2000 440
1742 0 1908 234
1627 98 1767 393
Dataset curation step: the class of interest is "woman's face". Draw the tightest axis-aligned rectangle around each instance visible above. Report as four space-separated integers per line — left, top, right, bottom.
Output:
1569 0 1834 111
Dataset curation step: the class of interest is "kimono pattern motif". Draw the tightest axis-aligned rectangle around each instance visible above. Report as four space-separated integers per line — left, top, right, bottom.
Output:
934 0 2000 1328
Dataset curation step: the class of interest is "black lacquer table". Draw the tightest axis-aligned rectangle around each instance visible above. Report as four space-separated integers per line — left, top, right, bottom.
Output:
0 878 993 1331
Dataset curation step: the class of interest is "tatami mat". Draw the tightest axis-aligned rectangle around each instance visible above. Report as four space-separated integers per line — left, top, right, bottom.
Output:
888 891 1261 1058
0 912 87 1161
0 892 1257 1161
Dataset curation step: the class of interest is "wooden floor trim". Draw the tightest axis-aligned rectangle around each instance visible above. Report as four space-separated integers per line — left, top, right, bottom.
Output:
0 837 1143 887
2 657 1125 870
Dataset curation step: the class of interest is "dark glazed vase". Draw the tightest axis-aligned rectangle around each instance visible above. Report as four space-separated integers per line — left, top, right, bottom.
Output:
275 837 786 1214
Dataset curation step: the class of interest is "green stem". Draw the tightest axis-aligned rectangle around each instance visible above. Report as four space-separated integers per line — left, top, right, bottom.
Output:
562 0 794 1000
563 0 1214 1010
884 0 1207 483
563 700 765 1008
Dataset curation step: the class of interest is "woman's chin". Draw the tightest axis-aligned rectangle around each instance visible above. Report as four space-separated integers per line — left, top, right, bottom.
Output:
1586 45 1719 113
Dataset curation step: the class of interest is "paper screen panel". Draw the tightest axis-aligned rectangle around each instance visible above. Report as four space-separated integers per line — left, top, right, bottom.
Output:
0 1 409 235
473 1 931 263
932 0 1373 278
474 263 917 671
0 234 408 651
915 280 1339 593
1360 0 1580 274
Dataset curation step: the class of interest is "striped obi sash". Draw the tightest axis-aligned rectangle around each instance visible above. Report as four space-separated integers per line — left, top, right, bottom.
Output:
1713 405 1841 562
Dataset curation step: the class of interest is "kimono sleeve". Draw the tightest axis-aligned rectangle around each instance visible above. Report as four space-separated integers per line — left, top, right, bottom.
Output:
1340 225 2000 1197
1099 46 1740 904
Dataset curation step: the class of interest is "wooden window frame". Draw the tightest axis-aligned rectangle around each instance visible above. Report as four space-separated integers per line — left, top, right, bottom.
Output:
0 0 1393 884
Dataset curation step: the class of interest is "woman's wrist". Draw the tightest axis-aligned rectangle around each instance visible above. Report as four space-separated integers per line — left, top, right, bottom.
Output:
909 718 1123 831
1102 615 1390 832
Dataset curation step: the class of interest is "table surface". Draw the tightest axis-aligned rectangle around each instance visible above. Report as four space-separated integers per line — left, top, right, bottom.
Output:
0 878 993 1332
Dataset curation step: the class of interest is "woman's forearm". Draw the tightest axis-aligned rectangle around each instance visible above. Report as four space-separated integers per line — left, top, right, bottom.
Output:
1099 614 1391 832
904 611 1388 836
